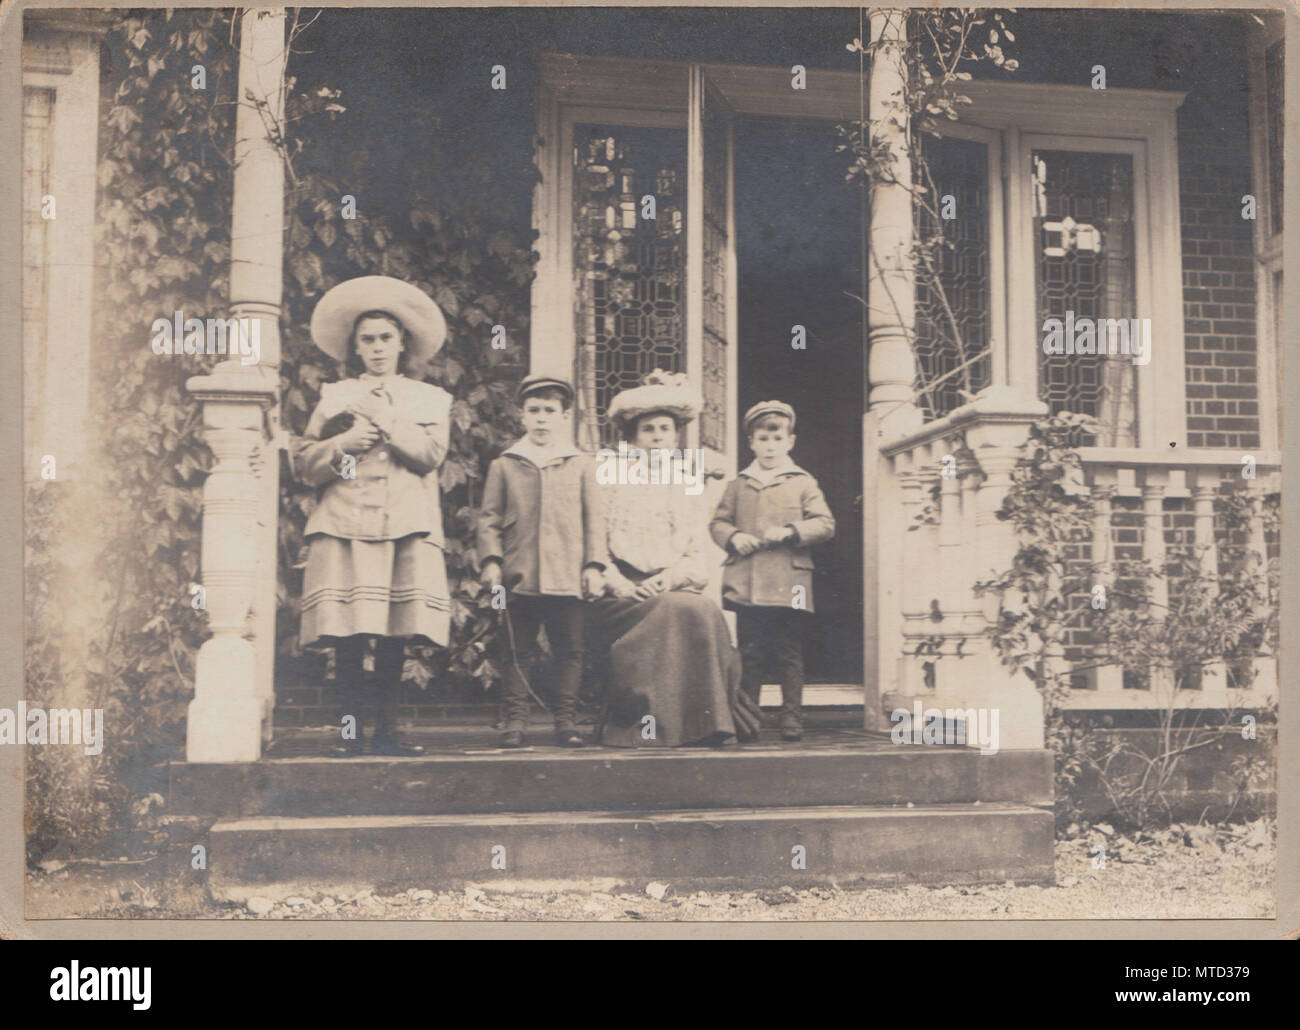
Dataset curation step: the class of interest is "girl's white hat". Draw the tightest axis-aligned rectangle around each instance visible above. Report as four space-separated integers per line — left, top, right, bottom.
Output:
310 276 447 364
607 369 701 426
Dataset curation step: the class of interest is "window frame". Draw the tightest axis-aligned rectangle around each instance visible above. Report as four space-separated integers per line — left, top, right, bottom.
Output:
533 56 1189 449
1017 133 1153 445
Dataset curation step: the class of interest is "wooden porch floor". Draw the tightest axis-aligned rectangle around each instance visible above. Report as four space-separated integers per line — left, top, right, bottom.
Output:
265 719 905 760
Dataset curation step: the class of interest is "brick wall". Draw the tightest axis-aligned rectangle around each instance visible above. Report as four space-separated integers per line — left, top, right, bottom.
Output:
1178 109 1261 449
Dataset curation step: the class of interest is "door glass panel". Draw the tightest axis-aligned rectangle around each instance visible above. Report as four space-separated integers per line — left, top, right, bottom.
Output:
914 136 991 421
1034 149 1138 447
572 125 686 450
699 86 730 451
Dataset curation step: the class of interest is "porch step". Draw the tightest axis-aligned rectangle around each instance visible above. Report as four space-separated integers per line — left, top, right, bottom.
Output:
271 690 866 728
172 732 1053 818
207 802 1055 892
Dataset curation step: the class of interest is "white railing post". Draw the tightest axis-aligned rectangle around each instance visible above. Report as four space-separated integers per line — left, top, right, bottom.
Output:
1088 473 1123 693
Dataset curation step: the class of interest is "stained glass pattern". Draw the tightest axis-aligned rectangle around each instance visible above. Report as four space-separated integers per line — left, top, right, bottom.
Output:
1034 149 1138 447
700 92 729 451
913 136 991 421
572 126 686 450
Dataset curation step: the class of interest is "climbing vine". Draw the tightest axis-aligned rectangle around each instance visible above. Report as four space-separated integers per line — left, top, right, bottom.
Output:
840 9 1019 411
26 8 535 860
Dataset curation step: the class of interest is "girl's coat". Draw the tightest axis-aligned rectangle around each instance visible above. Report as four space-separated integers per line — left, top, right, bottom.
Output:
295 375 451 543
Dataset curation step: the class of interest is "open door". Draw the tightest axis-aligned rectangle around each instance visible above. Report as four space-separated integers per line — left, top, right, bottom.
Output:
686 65 738 609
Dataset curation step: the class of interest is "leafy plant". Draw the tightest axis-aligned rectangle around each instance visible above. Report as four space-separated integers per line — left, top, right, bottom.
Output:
974 414 1279 830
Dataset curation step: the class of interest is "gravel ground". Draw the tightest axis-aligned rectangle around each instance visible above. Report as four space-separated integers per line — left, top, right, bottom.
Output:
22 819 1275 923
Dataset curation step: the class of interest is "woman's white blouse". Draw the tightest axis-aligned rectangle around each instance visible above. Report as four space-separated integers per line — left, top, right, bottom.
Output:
601 471 709 592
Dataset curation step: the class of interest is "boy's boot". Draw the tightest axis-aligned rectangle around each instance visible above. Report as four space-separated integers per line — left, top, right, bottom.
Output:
499 667 530 748
551 660 585 748
775 628 804 742
330 637 368 758
779 704 803 742
735 612 769 732
548 601 586 747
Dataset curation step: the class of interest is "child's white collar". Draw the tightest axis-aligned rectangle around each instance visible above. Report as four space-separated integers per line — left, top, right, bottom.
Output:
740 457 800 485
505 435 580 468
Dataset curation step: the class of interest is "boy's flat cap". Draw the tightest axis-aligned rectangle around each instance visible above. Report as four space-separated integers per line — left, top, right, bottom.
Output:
516 373 574 404
742 400 796 434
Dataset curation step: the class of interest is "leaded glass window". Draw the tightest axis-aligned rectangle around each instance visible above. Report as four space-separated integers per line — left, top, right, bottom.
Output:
699 91 729 451
914 136 992 421
572 126 686 450
1034 149 1139 447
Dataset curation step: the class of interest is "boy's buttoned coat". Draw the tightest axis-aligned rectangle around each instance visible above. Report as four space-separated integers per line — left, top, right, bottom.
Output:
478 443 605 598
709 465 835 612
294 375 451 543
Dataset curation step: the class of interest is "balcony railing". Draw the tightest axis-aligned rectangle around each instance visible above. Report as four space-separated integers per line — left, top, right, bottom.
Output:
877 386 1278 742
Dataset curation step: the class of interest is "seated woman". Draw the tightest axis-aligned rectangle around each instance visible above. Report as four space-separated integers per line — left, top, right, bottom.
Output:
592 371 742 748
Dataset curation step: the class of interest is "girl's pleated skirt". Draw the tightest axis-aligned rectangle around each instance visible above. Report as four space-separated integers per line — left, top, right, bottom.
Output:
300 533 451 647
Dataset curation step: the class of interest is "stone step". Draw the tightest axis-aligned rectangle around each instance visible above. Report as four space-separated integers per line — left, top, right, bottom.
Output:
206 803 1055 892
172 732 1053 818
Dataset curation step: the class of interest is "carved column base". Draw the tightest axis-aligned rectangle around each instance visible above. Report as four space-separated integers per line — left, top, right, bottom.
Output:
186 635 264 762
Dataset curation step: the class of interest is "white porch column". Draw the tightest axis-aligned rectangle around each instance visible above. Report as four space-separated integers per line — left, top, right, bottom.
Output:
862 8 918 729
185 9 286 761
230 8 287 735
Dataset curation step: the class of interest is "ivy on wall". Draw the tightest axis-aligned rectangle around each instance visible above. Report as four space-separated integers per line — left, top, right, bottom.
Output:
26 9 536 859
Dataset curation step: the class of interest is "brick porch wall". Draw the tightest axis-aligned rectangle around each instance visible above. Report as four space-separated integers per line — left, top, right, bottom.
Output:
1178 117 1261 449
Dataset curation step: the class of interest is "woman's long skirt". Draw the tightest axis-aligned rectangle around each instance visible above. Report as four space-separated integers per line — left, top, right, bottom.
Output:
300 533 450 648
594 591 740 747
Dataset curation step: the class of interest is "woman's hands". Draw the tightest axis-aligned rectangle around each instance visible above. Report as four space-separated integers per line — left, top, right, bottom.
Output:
632 572 669 600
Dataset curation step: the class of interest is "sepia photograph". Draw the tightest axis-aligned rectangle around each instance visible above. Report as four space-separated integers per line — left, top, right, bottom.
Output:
4 0 1293 938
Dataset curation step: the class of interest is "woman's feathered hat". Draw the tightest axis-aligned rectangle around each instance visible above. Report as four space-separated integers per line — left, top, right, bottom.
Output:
607 369 701 426
309 275 447 365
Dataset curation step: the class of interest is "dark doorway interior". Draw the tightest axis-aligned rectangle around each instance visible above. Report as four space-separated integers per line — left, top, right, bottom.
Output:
734 120 864 684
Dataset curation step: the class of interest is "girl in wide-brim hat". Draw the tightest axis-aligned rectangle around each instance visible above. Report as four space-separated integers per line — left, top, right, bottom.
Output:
293 276 453 757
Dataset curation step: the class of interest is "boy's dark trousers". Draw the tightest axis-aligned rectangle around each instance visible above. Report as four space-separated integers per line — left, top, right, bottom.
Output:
735 606 807 725
500 594 585 731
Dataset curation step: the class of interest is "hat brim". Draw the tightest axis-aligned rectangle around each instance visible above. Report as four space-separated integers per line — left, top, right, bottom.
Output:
310 276 447 365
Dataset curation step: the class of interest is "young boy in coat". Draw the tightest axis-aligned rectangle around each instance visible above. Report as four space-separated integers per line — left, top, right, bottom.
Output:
709 401 835 741
479 374 606 748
